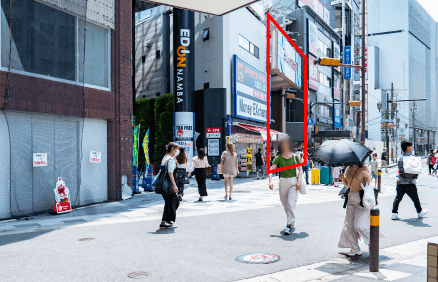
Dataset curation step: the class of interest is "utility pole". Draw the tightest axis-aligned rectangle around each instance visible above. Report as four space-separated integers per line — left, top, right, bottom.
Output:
413 101 416 155
385 91 389 150
361 0 366 143
342 0 346 125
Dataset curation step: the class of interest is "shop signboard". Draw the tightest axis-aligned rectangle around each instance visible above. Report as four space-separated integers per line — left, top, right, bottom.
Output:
333 73 340 100
318 117 334 125
309 54 318 91
33 153 47 167
271 30 302 89
174 112 195 167
233 55 268 123
354 37 361 81
206 128 221 138
344 46 351 79
90 151 101 163
208 139 220 156
333 42 341 72
334 104 341 128
299 0 330 25
308 20 318 56
246 148 252 172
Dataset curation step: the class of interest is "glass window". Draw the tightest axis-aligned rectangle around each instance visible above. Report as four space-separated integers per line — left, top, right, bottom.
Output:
2 0 76 81
239 35 250 51
254 45 259 58
1 0 110 88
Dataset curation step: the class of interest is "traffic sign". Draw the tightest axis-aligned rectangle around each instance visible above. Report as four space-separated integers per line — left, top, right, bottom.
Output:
206 128 221 138
307 118 314 125
344 46 351 79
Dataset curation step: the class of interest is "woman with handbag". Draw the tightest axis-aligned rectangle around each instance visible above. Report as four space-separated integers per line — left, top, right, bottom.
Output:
220 142 239 200
174 147 189 201
188 148 210 202
268 138 303 235
159 142 180 229
338 163 372 256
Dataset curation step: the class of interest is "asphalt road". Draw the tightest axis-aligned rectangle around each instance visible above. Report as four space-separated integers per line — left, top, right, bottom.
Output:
0 162 436 282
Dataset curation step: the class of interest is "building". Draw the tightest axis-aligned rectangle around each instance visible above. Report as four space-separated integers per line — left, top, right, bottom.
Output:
0 0 132 219
283 0 349 147
366 0 438 155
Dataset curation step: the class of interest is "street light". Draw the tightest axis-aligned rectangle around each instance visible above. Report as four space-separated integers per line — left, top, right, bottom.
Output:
377 101 382 112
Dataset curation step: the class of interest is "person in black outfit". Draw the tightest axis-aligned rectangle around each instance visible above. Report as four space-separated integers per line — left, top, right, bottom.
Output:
160 142 180 229
381 148 388 173
188 148 210 202
255 148 265 179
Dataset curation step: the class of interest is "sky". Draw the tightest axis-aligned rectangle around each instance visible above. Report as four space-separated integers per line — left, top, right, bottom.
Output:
416 0 438 22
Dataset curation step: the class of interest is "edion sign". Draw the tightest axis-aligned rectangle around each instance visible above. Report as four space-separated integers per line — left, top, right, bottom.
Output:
266 13 308 173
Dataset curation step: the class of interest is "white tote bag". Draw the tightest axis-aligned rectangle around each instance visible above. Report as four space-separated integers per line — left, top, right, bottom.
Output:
361 182 376 210
403 156 422 174
299 174 307 195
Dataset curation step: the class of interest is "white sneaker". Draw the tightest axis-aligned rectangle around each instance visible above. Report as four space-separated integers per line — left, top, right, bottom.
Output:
345 248 363 256
283 226 291 235
418 209 428 218
391 213 401 220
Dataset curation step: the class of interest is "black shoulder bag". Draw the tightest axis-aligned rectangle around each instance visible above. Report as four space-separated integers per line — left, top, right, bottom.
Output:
154 158 174 195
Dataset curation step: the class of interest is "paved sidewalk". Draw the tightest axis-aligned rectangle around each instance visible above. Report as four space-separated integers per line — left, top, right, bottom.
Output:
237 236 434 282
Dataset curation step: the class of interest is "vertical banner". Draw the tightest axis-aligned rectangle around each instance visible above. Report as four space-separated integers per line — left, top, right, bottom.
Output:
132 126 139 168
308 20 318 56
334 104 341 128
354 37 361 81
309 54 319 91
143 129 150 165
344 46 351 80
333 42 341 72
174 112 195 171
333 73 340 100
173 9 195 111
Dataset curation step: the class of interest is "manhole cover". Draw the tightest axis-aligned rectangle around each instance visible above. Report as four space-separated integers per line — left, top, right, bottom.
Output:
233 191 251 193
78 238 94 241
236 253 280 264
128 271 149 279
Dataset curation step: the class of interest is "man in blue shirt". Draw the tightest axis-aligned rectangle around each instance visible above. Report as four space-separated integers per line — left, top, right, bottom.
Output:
392 141 428 220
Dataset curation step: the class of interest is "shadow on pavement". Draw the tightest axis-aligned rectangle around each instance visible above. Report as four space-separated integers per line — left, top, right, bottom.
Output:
148 227 178 235
0 230 52 246
401 218 431 227
270 231 309 241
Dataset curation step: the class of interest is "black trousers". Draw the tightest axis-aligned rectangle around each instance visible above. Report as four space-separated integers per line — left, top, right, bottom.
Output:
392 184 422 214
195 168 208 196
429 164 434 174
162 193 179 222
303 167 309 184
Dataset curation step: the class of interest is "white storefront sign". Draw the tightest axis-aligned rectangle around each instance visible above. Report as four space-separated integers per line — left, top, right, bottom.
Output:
33 153 48 167
233 55 268 123
90 151 102 163
208 139 220 156
206 128 221 138
174 112 195 169
271 30 302 89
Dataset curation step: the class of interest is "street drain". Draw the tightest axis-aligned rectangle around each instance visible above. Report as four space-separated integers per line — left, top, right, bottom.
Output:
236 253 280 264
233 191 251 193
128 271 150 279
78 238 94 241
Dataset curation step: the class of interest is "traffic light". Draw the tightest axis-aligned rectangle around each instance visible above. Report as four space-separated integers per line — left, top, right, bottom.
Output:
315 57 341 66
349 101 361 106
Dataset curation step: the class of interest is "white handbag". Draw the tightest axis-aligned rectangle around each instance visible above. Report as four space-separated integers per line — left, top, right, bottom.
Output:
361 182 376 210
403 156 422 174
299 174 307 195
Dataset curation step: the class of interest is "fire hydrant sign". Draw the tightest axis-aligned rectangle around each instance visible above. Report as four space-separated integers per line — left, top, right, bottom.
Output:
90 151 101 163
33 153 48 167
53 177 72 214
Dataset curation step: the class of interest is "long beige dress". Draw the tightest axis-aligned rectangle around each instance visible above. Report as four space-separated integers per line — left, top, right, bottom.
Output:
338 165 372 250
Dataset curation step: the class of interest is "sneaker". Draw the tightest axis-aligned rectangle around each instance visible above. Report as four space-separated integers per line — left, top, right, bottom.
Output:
345 248 363 256
198 197 203 202
418 209 429 218
283 226 291 235
159 222 172 228
391 213 401 220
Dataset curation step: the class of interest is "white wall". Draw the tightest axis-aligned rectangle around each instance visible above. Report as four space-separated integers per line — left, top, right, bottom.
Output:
0 112 11 219
79 118 108 206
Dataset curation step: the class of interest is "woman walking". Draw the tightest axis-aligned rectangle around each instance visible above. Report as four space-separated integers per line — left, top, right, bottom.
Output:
338 163 372 256
160 142 180 229
269 138 303 235
333 166 341 187
220 142 239 200
188 148 210 202
174 147 189 201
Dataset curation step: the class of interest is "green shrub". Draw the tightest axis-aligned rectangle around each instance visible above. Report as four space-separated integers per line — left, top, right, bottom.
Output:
154 93 174 164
